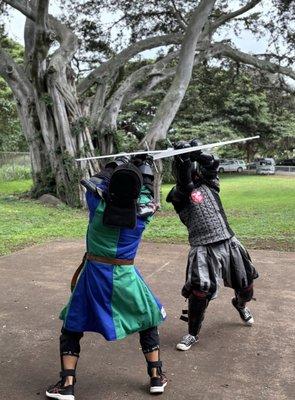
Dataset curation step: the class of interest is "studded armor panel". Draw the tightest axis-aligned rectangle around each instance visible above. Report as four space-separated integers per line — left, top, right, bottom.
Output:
178 184 234 246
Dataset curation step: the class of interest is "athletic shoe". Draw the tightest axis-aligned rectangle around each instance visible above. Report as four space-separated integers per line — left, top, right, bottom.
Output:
232 298 254 326
149 374 168 394
46 381 75 400
176 334 199 351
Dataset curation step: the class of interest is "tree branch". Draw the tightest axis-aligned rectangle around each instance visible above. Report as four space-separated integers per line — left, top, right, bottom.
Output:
211 0 262 31
31 0 50 84
214 43 295 81
95 51 180 132
77 33 183 95
170 0 187 30
3 0 35 19
3 0 71 49
124 43 222 113
143 0 217 148
0 47 33 100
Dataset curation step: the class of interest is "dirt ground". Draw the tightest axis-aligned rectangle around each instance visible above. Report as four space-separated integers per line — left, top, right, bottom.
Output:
0 240 294 400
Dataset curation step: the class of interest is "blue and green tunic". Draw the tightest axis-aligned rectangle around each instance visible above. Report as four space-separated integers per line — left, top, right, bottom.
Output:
60 179 166 341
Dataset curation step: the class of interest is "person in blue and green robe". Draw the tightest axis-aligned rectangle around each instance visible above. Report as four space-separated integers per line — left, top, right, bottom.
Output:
46 157 167 400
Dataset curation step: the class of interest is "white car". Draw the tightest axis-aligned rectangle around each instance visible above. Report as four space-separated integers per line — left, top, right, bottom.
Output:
218 160 246 173
256 158 275 175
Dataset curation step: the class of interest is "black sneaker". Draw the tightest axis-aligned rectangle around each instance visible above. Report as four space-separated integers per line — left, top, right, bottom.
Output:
232 298 254 326
176 334 199 351
149 374 168 394
46 381 75 400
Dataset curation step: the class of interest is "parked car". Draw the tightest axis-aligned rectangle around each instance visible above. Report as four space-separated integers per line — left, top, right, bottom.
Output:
256 158 276 175
218 159 247 173
276 158 295 166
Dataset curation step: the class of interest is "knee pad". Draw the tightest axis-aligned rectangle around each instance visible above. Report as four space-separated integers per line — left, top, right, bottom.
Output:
139 327 160 354
60 328 83 357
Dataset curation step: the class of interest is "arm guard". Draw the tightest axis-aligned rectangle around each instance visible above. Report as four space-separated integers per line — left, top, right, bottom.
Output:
172 157 194 194
142 175 154 196
137 201 158 218
193 152 220 191
171 140 194 194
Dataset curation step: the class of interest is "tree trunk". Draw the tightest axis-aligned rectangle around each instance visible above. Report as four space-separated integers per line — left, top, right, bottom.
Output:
16 100 51 192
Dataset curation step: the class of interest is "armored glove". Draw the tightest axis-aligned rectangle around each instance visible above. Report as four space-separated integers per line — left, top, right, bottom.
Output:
174 140 191 162
189 138 203 162
105 155 130 170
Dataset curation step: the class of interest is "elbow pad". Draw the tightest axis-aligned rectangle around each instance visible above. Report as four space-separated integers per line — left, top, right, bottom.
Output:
137 201 157 218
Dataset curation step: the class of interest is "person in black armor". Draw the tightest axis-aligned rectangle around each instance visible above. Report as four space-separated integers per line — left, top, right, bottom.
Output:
167 140 259 351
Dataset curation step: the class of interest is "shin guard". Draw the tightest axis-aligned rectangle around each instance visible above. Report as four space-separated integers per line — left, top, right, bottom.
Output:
235 284 254 308
188 291 209 336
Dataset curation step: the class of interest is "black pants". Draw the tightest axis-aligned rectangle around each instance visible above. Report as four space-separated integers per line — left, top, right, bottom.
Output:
60 326 160 358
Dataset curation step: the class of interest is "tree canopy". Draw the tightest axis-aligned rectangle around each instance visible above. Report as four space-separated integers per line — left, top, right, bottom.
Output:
0 0 294 205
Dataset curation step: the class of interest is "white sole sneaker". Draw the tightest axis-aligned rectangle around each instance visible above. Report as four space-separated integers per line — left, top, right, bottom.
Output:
176 335 199 351
176 342 193 351
45 392 75 400
243 316 254 326
232 298 254 327
150 381 167 394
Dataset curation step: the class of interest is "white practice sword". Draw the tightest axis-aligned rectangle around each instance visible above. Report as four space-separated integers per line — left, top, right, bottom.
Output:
75 135 260 162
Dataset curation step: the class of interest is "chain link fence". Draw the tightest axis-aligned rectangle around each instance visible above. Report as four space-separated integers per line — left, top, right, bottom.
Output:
0 152 32 181
275 166 295 174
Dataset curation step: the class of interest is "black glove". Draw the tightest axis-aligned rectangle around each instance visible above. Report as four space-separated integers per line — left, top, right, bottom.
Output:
174 140 191 162
197 153 218 168
131 154 153 167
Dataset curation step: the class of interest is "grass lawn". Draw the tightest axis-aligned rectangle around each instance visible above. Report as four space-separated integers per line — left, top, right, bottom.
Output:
0 180 87 256
0 175 294 255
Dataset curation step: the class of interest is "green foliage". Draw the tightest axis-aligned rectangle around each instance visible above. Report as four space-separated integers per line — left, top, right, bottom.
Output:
30 168 56 200
40 93 54 106
0 28 24 62
119 64 294 161
271 112 295 158
71 117 90 137
0 31 26 152
224 76 271 132
113 130 140 152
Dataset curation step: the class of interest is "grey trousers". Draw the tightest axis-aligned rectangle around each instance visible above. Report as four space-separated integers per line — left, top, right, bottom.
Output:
182 236 258 300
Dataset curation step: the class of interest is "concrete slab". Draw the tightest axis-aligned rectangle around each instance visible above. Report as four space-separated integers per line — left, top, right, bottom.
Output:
0 241 294 400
